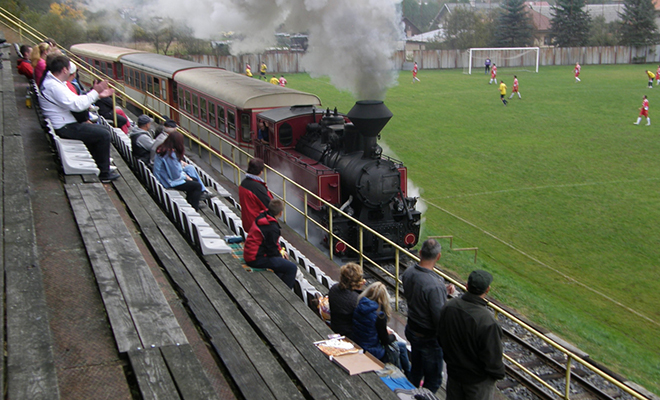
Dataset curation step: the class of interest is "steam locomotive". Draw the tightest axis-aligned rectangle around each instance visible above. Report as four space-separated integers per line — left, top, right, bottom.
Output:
69 43 421 259
256 101 421 259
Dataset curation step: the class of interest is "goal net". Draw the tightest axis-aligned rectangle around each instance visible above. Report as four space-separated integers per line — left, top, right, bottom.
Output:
463 47 540 74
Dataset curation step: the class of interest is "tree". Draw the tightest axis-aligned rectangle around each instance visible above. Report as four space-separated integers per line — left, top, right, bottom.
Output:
441 8 491 49
402 0 442 30
550 0 591 46
588 15 618 46
619 0 659 46
494 0 534 47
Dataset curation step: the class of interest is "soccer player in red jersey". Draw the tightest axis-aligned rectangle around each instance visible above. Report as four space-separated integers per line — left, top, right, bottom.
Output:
489 63 497 84
634 95 650 126
509 75 521 99
574 62 581 82
412 61 420 83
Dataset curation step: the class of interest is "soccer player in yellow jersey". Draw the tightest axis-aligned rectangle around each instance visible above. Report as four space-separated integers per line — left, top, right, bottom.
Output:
499 80 508 106
270 75 279 85
260 62 267 80
646 70 655 88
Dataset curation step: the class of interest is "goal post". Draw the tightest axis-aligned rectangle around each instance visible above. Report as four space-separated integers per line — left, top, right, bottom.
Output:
465 47 540 74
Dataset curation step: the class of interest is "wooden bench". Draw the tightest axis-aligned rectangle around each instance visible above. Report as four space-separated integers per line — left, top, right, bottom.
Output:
2 62 60 399
63 176 218 399
109 149 304 400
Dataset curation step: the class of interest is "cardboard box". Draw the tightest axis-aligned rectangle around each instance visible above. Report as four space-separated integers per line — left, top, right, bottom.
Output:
314 338 385 375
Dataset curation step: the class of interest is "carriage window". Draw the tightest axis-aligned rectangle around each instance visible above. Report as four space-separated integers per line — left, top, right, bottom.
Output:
106 62 113 77
218 105 226 132
147 76 153 95
140 72 146 91
227 110 236 138
208 102 216 128
184 91 191 113
200 98 207 122
176 85 182 105
153 78 160 98
240 114 250 142
128 69 134 87
161 84 167 100
117 64 123 80
192 94 199 117
279 123 293 146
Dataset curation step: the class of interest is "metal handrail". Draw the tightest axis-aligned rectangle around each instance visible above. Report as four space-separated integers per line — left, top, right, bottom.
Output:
0 10 650 399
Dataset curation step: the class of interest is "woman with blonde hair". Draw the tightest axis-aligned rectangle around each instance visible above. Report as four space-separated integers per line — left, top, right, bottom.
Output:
328 262 364 339
31 42 50 85
353 282 411 376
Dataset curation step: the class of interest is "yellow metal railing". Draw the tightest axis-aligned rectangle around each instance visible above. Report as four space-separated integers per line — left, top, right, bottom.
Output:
1 10 651 400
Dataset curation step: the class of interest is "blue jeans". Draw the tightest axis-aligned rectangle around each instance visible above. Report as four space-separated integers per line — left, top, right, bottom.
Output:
396 341 411 376
183 165 207 192
405 325 443 393
247 256 297 289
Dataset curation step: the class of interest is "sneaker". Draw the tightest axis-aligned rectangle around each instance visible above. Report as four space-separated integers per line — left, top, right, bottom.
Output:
200 191 216 201
647 123 651 126
109 165 118 172
99 171 120 183
634 122 640 125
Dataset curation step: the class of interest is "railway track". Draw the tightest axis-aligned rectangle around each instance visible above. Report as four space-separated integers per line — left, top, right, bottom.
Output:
360 259 648 400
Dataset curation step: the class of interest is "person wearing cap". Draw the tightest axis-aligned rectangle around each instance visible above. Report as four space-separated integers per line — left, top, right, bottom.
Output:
401 238 455 393
439 270 505 400
129 114 158 167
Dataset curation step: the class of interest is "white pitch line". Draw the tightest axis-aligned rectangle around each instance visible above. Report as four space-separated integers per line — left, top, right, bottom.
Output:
428 177 660 200
424 199 660 328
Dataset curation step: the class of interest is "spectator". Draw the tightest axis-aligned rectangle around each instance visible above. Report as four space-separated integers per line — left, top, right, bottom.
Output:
353 282 411 376
129 115 158 167
64 62 90 123
328 262 364 339
39 55 119 182
153 130 203 210
95 96 130 133
439 270 505 400
149 119 176 166
239 158 273 231
32 42 50 86
17 44 34 80
401 238 454 394
243 199 298 289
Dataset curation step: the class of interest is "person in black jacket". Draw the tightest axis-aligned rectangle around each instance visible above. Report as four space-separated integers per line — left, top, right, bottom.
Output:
243 199 297 289
328 262 364 339
439 270 505 400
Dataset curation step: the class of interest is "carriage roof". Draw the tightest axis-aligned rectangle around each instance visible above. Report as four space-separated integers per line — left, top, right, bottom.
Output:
69 43 144 62
175 68 322 110
257 105 326 123
119 53 209 79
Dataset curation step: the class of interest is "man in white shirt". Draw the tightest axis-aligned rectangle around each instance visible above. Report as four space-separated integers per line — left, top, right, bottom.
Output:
40 55 119 182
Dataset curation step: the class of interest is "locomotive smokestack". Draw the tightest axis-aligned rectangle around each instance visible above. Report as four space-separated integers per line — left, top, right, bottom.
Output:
347 100 393 138
347 100 392 158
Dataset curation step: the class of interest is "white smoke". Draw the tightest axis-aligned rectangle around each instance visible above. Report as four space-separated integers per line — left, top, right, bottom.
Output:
86 0 404 100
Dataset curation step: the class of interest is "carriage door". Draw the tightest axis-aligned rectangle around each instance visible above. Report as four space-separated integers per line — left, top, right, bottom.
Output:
240 113 251 144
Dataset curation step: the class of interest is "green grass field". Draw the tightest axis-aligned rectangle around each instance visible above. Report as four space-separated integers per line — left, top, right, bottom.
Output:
286 64 660 394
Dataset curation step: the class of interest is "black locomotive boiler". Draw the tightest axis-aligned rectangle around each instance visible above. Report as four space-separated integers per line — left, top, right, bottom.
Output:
257 100 421 260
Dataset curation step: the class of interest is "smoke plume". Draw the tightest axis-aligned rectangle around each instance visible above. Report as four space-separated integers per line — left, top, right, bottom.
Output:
87 0 404 100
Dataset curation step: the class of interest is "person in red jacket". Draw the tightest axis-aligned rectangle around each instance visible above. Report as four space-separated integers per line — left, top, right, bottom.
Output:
239 158 273 231
16 44 34 80
243 199 298 289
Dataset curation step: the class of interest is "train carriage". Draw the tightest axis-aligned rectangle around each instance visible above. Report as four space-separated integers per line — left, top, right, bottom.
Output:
69 43 144 86
119 53 212 118
173 67 320 165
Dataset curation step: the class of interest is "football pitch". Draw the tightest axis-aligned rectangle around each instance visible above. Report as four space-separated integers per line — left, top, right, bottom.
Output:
287 64 660 393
